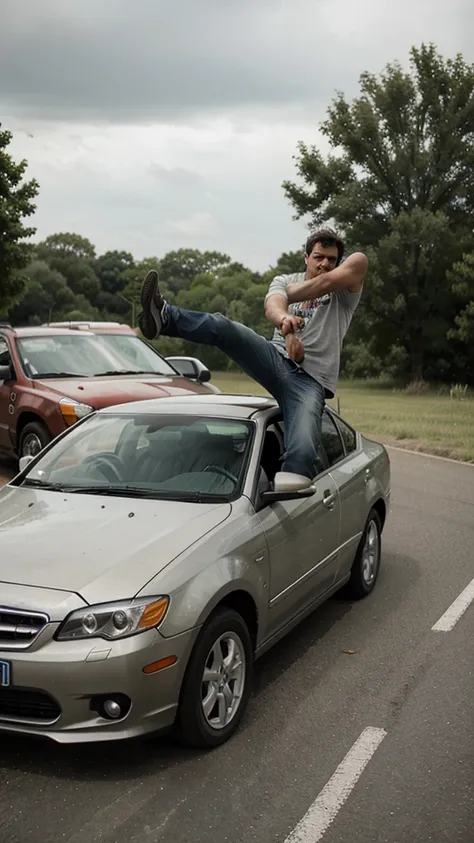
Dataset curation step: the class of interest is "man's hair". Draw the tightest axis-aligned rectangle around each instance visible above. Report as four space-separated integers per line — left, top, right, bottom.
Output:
305 228 344 265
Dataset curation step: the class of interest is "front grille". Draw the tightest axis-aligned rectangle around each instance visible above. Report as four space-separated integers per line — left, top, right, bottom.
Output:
0 607 49 649
0 687 61 723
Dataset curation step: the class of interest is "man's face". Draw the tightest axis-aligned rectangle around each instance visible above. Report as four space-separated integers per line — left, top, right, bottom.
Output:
305 242 339 278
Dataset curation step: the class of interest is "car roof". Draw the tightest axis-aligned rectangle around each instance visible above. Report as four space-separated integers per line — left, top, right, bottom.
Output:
43 322 136 334
99 394 278 419
10 326 137 338
12 326 96 338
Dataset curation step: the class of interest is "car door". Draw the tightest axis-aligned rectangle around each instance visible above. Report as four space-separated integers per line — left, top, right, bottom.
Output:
256 422 341 638
0 336 14 452
324 411 373 580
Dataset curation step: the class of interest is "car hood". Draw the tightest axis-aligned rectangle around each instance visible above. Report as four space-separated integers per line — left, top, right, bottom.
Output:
34 375 209 409
0 486 231 605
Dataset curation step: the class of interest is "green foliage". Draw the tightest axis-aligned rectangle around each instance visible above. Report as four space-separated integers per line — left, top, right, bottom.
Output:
447 252 474 343
261 250 306 284
159 248 231 295
9 260 76 325
0 125 39 312
283 43 474 381
94 250 134 294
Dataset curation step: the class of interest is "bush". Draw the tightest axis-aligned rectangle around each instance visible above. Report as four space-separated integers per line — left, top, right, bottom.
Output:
449 383 470 400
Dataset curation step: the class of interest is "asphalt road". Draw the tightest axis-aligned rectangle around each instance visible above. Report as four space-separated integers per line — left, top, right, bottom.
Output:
0 448 473 843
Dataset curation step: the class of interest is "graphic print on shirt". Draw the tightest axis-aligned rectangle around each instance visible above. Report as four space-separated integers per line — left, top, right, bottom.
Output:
292 292 332 327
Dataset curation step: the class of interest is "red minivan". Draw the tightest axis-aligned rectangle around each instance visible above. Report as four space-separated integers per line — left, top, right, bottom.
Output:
0 321 218 460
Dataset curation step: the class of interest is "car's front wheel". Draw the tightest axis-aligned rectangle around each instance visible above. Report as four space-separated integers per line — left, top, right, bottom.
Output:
19 421 51 459
177 607 253 749
343 508 382 600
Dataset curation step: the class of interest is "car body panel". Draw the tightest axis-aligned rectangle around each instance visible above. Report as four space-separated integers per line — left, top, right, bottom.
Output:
0 325 215 458
329 436 390 579
0 394 390 743
0 485 232 604
256 473 341 638
31 375 208 408
0 623 198 742
0 581 86 623
140 496 270 641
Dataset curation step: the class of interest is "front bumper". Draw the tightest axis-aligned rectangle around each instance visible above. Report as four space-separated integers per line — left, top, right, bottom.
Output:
0 623 199 743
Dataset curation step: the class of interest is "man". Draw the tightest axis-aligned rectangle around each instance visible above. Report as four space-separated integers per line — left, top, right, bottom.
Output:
139 228 367 492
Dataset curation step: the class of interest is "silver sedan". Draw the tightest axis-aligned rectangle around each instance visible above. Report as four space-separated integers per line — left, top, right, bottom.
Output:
0 394 390 748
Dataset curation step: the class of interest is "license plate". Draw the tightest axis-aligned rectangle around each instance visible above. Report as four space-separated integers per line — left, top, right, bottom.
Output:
0 660 11 687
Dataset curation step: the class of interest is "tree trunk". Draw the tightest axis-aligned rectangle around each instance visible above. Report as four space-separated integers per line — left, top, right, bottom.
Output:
409 328 424 381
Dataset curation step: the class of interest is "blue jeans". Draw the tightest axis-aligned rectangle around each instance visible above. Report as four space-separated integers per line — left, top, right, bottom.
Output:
162 306 325 478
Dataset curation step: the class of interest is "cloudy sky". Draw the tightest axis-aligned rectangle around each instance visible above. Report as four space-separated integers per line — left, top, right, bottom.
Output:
0 0 471 270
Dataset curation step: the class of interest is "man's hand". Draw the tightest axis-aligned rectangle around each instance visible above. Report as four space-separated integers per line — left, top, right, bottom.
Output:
285 333 305 363
280 314 305 335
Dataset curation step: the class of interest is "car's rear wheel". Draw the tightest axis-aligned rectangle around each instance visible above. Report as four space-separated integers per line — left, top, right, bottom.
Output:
19 421 51 459
176 607 253 749
343 508 382 600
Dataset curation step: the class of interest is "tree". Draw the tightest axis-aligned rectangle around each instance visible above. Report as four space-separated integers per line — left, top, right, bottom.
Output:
283 44 474 381
95 250 135 294
62 294 101 323
0 125 39 312
265 250 306 279
448 253 474 346
35 233 101 303
37 232 96 262
159 248 231 294
8 260 76 325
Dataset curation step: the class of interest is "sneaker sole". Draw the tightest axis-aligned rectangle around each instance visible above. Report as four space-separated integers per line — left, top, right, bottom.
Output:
139 270 163 340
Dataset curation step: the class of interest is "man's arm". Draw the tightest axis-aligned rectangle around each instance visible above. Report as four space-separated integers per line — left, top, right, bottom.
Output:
286 252 368 305
264 294 305 361
264 278 305 362
265 293 291 330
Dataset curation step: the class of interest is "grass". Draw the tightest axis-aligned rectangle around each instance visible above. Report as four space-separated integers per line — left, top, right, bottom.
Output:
211 373 474 463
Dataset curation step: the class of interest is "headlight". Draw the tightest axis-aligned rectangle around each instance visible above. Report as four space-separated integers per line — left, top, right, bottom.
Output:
59 397 94 426
56 596 169 641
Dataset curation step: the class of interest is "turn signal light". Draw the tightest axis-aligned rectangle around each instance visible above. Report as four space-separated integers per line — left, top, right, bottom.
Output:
138 598 169 629
142 656 178 674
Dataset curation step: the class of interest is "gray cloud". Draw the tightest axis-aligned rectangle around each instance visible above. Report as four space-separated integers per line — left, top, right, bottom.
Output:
0 0 471 270
2 0 471 124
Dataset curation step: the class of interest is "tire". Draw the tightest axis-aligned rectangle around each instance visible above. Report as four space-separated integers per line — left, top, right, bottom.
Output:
176 607 253 749
343 508 382 600
19 421 51 459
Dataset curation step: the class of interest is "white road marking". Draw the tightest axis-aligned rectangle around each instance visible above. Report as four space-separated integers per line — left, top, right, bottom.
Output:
284 726 387 843
431 577 474 632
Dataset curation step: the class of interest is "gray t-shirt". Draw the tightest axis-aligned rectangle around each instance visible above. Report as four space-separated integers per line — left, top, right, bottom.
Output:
265 272 362 397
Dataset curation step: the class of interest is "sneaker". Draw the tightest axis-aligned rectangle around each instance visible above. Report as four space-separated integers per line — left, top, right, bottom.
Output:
273 472 313 492
138 269 165 340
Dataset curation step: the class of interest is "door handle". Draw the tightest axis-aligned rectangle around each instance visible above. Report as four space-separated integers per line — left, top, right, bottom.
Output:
365 468 371 484
323 490 336 509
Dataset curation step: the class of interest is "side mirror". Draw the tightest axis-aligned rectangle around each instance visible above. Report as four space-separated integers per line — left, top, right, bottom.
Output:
261 485 317 504
166 356 211 384
19 455 34 473
0 363 13 382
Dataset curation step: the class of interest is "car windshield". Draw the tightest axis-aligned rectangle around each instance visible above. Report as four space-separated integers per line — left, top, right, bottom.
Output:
19 413 254 501
16 333 177 378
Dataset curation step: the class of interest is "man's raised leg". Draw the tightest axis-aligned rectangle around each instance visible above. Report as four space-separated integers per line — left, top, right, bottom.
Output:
139 269 286 397
139 269 321 493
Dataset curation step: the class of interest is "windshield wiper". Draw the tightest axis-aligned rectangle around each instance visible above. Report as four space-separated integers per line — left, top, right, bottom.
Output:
65 485 155 497
21 479 68 491
32 372 87 379
20 481 155 497
20 480 227 502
